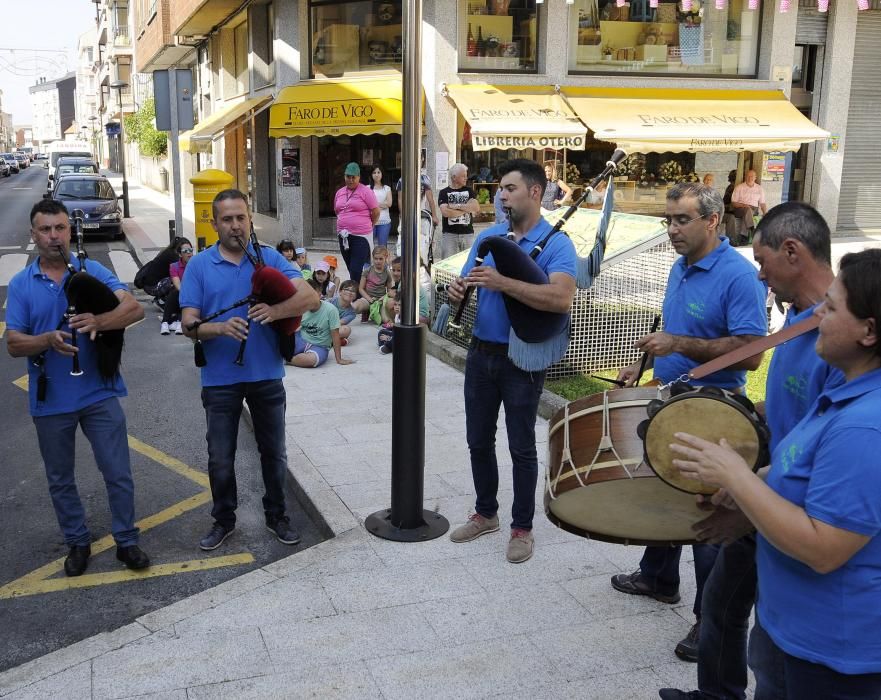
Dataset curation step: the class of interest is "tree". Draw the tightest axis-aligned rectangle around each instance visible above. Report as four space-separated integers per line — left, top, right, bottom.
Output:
123 98 168 158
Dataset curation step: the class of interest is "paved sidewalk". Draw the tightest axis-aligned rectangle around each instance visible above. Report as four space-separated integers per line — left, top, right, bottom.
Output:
9 177 880 698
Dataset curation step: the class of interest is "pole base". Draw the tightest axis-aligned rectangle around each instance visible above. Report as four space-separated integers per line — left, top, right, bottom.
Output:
365 508 449 542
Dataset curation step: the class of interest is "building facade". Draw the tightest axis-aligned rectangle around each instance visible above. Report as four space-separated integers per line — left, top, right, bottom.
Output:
133 0 881 242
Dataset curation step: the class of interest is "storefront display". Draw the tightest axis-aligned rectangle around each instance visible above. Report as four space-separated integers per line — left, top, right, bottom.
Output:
459 0 540 72
568 0 760 76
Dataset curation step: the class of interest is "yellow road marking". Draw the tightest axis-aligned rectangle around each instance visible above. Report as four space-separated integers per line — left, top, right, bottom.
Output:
128 436 210 489
14 374 28 391
7 491 213 587
0 321 5 338
0 554 254 599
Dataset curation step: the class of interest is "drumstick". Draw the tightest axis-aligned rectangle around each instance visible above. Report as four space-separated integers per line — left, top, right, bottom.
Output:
635 315 661 386
590 375 626 388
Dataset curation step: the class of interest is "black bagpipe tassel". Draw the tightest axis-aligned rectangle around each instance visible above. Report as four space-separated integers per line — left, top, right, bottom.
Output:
194 339 207 367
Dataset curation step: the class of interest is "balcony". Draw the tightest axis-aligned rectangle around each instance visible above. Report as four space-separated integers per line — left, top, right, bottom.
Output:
112 26 131 48
171 0 241 38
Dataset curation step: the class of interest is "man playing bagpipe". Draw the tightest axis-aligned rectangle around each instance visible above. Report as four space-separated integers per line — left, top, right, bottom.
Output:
180 189 318 552
446 159 577 564
6 199 149 577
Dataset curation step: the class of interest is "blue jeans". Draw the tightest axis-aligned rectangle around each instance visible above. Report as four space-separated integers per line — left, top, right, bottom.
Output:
698 534 758 700
201 379 288 528
373 222 391 247
33 397 138 547
339 233 371 288
749 617 881 700
638 543 721 617
464 345 545 530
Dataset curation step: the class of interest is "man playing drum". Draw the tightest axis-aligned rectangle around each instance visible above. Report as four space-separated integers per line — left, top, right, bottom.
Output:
446 159 577 564
611 182 767 661
660 203 841 700
6 199 150 577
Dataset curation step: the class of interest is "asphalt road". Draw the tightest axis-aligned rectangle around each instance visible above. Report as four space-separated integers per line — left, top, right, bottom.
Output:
0 166 327 671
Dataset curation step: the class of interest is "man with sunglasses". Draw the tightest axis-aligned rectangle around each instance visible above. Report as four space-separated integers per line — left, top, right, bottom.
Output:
610 182 768 663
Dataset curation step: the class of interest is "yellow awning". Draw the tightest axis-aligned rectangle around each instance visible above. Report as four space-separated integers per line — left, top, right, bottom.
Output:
446 84 587 152
179 95 272 154
269 78 409 138
560 87 830 154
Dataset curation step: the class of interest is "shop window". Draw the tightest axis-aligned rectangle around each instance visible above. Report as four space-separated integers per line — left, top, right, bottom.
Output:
310 1 403 79
316 134 402 217
568 0 759 76
459 0 539 73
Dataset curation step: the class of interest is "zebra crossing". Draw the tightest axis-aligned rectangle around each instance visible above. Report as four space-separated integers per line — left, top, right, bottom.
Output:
0 243 141 340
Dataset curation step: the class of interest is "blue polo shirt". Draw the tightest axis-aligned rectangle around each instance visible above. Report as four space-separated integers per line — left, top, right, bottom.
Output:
6 255 127 417
654 237 767 389
180 244 301 387
460 219 576 344
764 304 842 452
757 367 881 674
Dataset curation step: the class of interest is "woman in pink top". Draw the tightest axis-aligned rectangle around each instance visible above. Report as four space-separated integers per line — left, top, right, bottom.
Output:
334 162 379 285
160 237 193 335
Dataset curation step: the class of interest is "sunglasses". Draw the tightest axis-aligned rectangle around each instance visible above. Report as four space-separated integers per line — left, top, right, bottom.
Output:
179 247 193 253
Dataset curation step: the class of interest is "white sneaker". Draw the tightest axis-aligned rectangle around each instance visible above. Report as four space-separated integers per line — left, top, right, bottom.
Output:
160 322 170 335
171 321 183 334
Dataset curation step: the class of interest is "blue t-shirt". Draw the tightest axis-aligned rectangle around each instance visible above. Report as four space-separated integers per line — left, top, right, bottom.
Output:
764 304 842 452
6 255 128 417
757 368 881 674
460 219 577 344
179 244 302 387
654 237 767 389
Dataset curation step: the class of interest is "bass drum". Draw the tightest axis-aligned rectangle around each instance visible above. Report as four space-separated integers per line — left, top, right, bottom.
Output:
545 387 707 546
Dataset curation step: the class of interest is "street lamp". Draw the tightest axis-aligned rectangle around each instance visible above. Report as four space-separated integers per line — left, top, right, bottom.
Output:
110 79 130 218
89 115 100 165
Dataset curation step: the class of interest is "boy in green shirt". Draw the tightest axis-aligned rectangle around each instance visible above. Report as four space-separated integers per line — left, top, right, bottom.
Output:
288 279 354 368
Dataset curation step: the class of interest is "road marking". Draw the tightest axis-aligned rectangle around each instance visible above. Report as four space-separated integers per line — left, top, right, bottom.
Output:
0 553 254 599
0 254 28 285
108 250 138 284
26 243 35 251
14 374 28 390
0 245 21 250
0 321 5 338
129 436 210 488
12 187 32 190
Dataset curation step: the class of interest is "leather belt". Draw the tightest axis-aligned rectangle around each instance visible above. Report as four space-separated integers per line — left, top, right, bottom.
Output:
470 338 509 355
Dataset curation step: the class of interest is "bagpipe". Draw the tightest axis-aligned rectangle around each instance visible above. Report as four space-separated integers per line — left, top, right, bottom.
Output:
436 150 627 372
32 209 123 400
188 225 301 367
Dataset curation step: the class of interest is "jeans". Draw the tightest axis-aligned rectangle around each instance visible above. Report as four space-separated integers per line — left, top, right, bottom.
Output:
33 397 138 547
749 617 881 700
442 231 475 260
698 534 758 700
339 232 371 288
201 379 288 528
639 543 721 617
464 345 545 530
162 287 181 323
373 222 392 247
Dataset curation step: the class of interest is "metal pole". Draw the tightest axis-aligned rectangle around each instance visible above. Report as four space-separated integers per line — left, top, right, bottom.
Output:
168 69 184 240
365 0 448 542
116 89 131 218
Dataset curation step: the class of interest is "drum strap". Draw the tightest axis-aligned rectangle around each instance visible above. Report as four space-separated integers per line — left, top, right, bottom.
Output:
688 314 820 381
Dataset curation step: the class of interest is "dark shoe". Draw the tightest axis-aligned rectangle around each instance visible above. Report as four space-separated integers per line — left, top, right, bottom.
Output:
63 545 91 577
267 516 300 545
610 570 681 604
199 523 234 551
675 621 701 662
659 690 705 700
116 545 150 570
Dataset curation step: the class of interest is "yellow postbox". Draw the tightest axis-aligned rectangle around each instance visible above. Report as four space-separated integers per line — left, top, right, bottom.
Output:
189 169 235 248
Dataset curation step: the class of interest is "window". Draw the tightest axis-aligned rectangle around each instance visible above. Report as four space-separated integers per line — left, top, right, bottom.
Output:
310 1 402 79
459 0 540 73
252 2 275 87
568 0 759 76
234 20 250 95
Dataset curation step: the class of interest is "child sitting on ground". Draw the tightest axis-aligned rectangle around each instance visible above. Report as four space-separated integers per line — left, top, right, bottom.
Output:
323 255 341 299
359 245 393 324
288 279 353 368
382 256 430 325
295 247 312 279
330 279 368 326
312 260 336 299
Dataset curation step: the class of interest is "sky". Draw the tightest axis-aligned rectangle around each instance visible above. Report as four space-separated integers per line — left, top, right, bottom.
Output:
1 1 97 125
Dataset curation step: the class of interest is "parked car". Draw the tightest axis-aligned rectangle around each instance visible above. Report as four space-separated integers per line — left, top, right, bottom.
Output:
49 174 123 240
49 157 101 192
13 153 29 168
0 159 9 177
1 153 20 174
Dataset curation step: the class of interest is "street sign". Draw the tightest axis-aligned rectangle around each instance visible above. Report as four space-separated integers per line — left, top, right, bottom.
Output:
105 122 121 136
153 69 195 132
